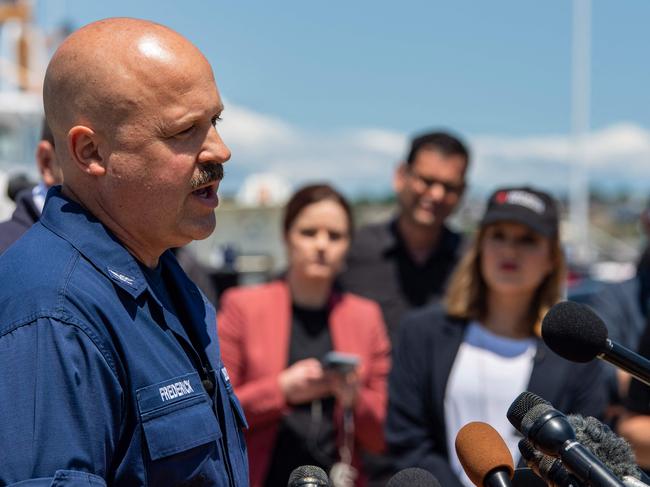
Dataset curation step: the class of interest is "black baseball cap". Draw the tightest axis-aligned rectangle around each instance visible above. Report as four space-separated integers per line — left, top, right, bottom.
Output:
480 186 559 237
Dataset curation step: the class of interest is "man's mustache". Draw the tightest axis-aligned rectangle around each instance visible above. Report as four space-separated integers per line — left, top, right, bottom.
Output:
190 163 224 190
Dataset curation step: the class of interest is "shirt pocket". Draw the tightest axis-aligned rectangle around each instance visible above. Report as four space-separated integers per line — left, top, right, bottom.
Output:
140 395 220 460
136 372 225 486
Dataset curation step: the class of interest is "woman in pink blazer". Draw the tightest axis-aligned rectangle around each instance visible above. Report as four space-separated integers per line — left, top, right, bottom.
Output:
218 184 390 487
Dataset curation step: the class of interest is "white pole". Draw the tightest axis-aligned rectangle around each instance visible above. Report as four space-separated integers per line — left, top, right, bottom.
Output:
570 0 591 265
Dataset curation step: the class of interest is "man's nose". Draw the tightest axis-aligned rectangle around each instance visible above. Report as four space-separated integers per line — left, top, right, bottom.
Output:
199 126 231 165
426 182 446 201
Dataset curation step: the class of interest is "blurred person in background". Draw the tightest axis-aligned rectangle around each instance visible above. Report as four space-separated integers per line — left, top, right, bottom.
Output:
635 202 650 330
218 183 390 487
584 203 650 408
0 120 60 254
6 173 36 201
340 130 469 346
614 205 650 472
386 186 608 487
340 130 470 486
618 319 650 472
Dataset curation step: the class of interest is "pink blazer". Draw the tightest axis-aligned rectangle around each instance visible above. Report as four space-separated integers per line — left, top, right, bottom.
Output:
217 280 391 487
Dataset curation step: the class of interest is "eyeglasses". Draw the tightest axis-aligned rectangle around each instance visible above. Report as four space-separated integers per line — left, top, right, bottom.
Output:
407 169 465 196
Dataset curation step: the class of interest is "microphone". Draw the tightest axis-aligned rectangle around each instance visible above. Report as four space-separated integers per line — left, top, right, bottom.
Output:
287 465 330 487
386 467 441 487
541 301 650 386
623 478 650 487
518 438 584 487
507 391 624 487
519 416 647 487
568 414 643 482
455 421 514 487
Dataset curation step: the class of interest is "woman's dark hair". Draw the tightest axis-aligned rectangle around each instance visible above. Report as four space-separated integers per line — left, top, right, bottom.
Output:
283 183 353 235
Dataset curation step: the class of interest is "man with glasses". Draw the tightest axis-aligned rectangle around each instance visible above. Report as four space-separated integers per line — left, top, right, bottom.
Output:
341 131 470 346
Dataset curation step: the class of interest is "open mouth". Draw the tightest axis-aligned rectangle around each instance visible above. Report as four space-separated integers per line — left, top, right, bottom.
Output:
192 185 215 199
191 182 219 208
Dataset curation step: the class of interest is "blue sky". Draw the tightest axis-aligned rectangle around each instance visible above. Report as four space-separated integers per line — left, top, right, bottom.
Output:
34 1 650 199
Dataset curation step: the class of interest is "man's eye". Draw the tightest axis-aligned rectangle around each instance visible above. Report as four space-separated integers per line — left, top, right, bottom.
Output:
176 125 195 137
211 116 222 127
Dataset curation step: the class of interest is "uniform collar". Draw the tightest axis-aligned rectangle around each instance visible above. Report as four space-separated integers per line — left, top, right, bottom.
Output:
39 186 149 299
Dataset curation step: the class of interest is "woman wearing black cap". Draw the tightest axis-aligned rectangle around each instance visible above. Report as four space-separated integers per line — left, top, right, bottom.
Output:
385 186 608 487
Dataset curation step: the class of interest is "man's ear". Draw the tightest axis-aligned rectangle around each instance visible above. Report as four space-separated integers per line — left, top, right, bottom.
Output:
393 162 408 193
36 140 61 186
67 125 105 177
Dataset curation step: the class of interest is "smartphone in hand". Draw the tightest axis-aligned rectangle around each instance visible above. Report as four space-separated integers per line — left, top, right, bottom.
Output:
321 351 360 374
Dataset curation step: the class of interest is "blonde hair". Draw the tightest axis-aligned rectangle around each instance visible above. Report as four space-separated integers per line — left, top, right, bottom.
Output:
444 225 566 336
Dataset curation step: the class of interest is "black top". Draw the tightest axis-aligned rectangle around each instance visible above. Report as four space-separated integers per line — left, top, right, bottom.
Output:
0 187 40 255
626 317 650 413
339 218 462 345
264 304 336 487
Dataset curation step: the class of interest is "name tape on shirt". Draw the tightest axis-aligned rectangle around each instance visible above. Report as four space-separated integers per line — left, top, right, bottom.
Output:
136 371 205 414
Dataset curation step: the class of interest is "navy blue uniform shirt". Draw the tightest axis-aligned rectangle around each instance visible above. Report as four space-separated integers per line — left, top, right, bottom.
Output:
0 187 249 486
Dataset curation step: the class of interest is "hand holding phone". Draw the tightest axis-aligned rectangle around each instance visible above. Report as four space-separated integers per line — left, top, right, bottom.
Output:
279 358 331 405
321 351 360 375
322 352 360 408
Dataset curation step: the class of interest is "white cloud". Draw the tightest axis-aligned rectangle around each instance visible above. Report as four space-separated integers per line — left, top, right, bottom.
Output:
471 123 650 193
3 103 647 220
220 103 297 150
219 103 650 198
474 123 650 167
218 104 404 196
352 129 408 156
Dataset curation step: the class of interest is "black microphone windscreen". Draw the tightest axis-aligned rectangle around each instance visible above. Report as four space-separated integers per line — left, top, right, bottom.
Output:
539 455 560 475
507 391 551 432
518 438 542 463
541 301 608 362
538 455 561 478
386 467 441 487
568 414 642 480
521 403 554 435
287 465 329 487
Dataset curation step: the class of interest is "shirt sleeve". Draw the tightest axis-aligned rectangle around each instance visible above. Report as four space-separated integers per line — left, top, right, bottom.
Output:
0 317 123 485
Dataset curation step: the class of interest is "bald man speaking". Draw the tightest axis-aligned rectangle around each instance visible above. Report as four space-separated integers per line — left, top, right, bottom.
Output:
0 18 248 486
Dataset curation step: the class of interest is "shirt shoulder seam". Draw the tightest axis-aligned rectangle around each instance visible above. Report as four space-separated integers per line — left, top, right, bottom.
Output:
0 313 121 381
